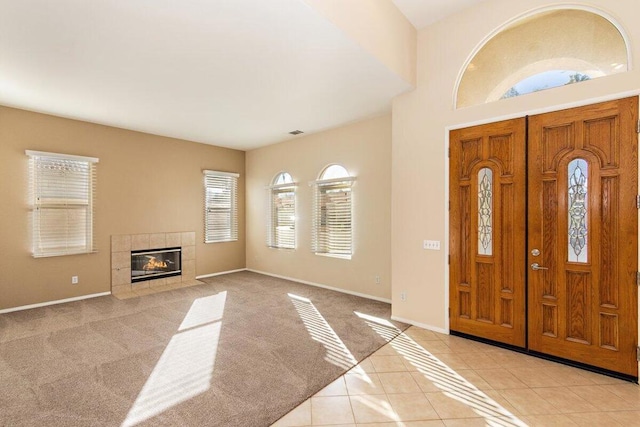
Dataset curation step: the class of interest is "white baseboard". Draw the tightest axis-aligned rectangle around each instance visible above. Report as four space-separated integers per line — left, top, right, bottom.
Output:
196 268 247 279
247 269 392 304
0 292 112 314
391 315 449 335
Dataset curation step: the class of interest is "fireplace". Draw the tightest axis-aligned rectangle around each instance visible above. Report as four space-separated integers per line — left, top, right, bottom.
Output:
131 247 182 283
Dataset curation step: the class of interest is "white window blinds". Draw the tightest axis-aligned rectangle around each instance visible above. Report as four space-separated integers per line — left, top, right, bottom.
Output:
312 174 355 259
267 179 296 249
204 170 239 243
26 150 98 258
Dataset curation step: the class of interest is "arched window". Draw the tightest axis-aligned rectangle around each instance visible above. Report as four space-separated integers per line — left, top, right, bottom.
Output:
320 164 350 180
268 172 296 249
312 164 355 259
456 8 629 108
273 172 293 186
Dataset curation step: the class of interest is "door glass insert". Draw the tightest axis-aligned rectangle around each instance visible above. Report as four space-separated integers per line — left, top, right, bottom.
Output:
478 168 493 255
568 158 588 263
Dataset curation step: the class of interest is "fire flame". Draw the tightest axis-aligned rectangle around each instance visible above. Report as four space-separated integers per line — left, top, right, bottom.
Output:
143 256 167 271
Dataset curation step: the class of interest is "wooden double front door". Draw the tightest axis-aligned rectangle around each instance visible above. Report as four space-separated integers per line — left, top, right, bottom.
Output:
449 97 639 377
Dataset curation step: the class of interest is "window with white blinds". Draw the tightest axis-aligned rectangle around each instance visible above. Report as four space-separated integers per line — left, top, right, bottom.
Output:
312 165 355 259
204 170 239 243
267 172 296 249
26 150 98 258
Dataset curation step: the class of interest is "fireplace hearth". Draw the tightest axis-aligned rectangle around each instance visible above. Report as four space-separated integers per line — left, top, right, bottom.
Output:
131 247 182 282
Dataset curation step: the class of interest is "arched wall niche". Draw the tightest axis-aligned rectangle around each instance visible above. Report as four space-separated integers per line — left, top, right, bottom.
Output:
455 6 631 108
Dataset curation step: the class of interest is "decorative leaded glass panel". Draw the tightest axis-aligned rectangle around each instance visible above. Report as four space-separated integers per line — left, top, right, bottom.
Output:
478 168 493 256
568 159 588 263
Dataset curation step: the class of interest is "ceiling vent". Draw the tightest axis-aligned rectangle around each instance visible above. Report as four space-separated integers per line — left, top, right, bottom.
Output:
288 130 304 135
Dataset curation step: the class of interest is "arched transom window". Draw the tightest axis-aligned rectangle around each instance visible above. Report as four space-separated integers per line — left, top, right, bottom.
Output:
456 8 629 108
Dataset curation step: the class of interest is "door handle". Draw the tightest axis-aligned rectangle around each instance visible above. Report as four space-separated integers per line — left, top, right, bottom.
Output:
531 263 549 271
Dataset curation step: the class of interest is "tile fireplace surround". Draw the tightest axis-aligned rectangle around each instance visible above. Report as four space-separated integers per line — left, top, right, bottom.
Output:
111 231 200 299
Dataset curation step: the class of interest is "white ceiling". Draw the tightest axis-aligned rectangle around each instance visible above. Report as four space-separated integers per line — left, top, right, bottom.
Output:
392 0 488 29
0 0 483 151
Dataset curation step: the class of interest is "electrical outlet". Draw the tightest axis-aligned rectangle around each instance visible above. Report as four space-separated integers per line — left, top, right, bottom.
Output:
400 291 407 301
375 275 381 284
423 240 441 250
71 276 78 284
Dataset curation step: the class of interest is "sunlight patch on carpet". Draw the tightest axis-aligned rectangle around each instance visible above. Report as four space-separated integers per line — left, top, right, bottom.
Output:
122 291 227 427
289 293 358 370
354 312 527 427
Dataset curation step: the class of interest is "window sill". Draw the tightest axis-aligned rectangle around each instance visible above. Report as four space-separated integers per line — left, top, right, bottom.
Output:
268 246 295 250
314 252 352 260
33 249 97 258
205 239 238 244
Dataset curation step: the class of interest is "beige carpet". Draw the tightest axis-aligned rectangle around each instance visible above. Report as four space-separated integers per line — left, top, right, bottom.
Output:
0 271 408 426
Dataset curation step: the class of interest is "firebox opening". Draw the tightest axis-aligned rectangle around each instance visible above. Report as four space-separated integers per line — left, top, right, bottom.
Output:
131 247 182 283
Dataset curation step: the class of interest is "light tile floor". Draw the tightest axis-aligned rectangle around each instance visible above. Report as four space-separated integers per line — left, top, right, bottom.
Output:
272 326 640 427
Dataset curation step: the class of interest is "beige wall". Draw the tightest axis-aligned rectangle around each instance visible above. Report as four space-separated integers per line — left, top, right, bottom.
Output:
246 115 392 301
0 106 245 310
303 0 416 86
391 0 640 331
